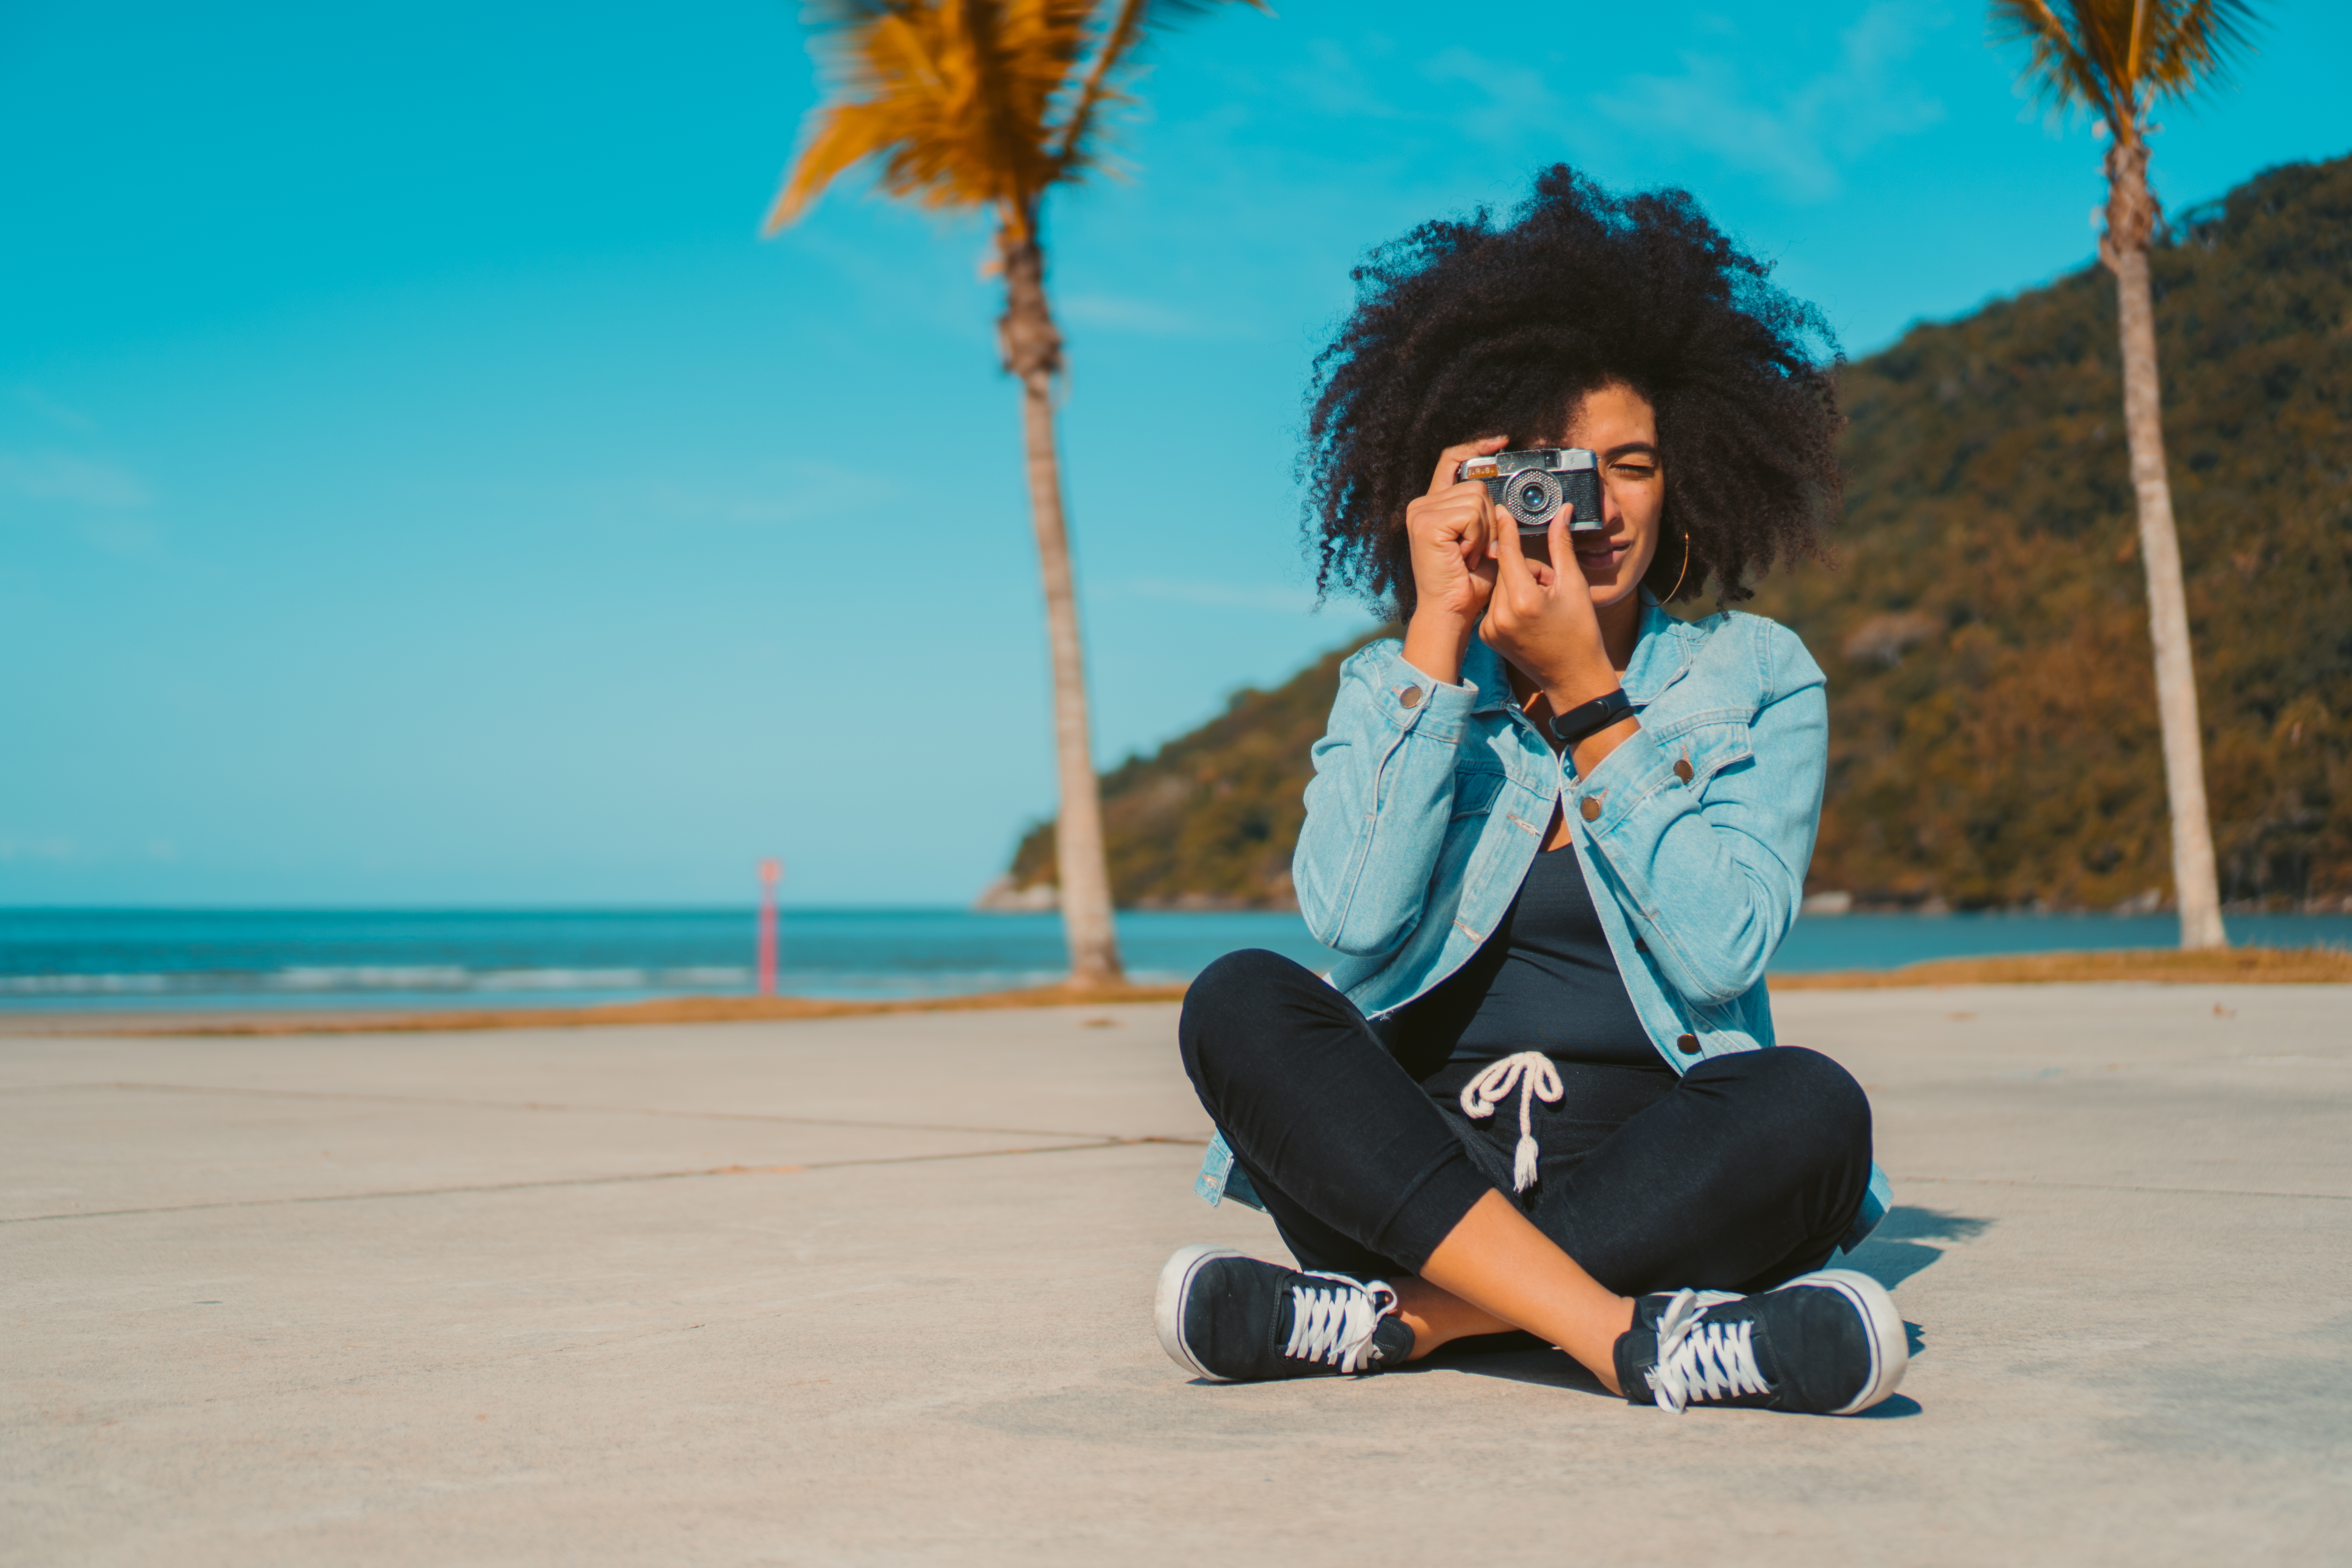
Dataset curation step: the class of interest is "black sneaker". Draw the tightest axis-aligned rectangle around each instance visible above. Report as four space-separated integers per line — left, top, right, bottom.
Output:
1612 1269 1907 1415
1156 1244 1416 1381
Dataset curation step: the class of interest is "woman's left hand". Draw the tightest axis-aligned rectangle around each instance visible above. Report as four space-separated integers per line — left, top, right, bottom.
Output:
1479 513 1621 711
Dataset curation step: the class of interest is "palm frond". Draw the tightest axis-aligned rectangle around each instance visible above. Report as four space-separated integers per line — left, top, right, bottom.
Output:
2137 0 2263 101
1990 0 2121 123
1989 0 2263 132
766 0 1093 234
1050 0 1269 173
766 0 1266 234
1050 0 1150 171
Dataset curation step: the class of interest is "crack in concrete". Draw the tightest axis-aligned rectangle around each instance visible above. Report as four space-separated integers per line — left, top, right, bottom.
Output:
0 1080 1154 1144
0 1135 1209 1227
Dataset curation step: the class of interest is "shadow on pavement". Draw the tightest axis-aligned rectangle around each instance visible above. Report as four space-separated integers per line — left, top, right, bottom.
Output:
1872 1206 1994 1244
1844 1205 1993 1292
1412 1335 1608 1394
1414 1210 1981 1395
1414 1341 1928 1419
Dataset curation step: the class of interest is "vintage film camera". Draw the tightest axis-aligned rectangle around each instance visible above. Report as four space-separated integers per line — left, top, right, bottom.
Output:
1455 447 1604 534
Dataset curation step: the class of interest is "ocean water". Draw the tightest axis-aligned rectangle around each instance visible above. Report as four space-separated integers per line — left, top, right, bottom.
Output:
3 906 2350 1013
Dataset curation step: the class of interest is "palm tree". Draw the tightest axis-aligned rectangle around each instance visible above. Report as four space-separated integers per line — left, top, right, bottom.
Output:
1989 0 2259 949
764 0 1263 986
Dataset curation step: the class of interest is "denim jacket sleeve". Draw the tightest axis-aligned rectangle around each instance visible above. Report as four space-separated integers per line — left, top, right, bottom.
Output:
1570 623 1827 1006
1292 640 1481 957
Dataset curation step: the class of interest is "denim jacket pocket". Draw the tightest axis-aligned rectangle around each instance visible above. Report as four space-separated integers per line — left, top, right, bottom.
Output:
1449 766 1507 820
1651 716 1754 792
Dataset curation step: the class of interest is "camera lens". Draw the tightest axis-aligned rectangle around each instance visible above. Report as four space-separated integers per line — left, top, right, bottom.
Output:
1502 469 1563 528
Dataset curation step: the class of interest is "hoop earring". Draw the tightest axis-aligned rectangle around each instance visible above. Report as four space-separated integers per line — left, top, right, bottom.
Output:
1664 533 1692 601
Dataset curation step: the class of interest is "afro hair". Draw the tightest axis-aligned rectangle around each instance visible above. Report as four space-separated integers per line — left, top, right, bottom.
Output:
1303 165 1844 618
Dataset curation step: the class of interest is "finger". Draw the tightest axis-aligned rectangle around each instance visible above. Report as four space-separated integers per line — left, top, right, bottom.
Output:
1467 484 1495 559
1491 499 1533 586
1422 496 1484 552
1406 493 1466 548
1428 433 1512 497
1466 504 1499 585
1546 514 1573 593
1454 517 1483 570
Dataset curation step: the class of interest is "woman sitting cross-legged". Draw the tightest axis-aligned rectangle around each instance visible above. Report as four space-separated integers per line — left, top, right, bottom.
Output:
1154 167 1906 1416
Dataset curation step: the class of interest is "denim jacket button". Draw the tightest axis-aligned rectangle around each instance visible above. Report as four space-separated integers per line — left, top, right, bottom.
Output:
1677 1033 1702 1054
1398 686 1423 709
1580 796 1602 822
1674 757 1695 783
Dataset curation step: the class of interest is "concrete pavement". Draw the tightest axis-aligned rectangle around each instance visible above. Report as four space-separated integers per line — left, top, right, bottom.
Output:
4 985 2348 1564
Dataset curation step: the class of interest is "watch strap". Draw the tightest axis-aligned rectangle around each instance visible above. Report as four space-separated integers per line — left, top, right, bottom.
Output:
1549 687 1635 745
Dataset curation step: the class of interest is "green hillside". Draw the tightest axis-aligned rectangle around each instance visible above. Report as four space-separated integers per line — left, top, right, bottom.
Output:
1005 634 1386 908
1002 155 2352 912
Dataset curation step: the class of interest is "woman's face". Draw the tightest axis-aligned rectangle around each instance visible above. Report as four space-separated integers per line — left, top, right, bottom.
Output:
1519 382 1664 610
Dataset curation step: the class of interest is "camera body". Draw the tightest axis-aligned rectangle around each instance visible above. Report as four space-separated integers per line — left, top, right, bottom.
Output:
1455 446 1604 534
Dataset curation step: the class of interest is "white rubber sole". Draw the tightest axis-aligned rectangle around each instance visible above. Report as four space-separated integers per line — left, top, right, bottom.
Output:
1786 1267 1910 1414
1154 1243 1245 1381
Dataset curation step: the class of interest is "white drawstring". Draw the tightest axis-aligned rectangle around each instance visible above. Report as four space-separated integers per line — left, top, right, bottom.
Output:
1285 1273 1401 1372
1458 1050 1564 1192
1644 1289 1770 1412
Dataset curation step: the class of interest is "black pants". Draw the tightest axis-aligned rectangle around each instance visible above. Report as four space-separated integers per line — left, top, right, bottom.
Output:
1178 949 1873 1296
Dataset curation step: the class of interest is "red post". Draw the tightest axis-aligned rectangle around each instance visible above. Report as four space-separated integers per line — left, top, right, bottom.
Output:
757 858 782 997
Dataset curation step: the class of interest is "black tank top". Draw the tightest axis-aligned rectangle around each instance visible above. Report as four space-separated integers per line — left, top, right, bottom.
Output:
1378 841 1659 1078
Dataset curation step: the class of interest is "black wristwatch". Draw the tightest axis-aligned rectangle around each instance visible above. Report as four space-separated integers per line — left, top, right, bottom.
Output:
1549 687 1635 745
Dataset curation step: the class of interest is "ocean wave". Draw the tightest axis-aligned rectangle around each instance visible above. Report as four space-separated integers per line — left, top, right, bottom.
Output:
0 972 176 995
0 965 757 997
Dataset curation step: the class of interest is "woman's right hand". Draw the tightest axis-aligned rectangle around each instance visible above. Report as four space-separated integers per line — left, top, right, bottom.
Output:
1399 436 1506 686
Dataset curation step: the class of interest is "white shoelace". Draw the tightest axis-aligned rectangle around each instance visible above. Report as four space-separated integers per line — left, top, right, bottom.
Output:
1459 1051 1564 1192
1284 1272 1401 1373
1645 1289 1769 1413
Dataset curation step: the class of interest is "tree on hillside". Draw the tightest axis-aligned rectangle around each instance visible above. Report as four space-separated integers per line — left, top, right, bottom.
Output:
764 0 1264 987
1990 0 2261 949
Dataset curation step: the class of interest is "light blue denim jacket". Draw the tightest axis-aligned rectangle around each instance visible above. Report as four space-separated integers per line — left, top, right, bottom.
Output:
1197 594 1889 1250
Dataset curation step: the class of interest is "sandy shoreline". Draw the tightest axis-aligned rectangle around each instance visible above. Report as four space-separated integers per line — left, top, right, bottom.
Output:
5 945 2349 1037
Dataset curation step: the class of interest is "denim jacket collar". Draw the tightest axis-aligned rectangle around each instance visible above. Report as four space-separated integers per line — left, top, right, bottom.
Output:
1464 591 1701 714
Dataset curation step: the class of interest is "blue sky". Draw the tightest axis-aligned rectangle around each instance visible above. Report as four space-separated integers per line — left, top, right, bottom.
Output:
3 0 2346 907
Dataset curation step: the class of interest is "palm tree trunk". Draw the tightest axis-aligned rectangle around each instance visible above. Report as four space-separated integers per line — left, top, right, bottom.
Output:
2104 134 2226 949
998 229 1124 985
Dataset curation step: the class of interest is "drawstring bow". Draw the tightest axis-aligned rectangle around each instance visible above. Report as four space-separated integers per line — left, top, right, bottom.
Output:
1458 1050 1564 1192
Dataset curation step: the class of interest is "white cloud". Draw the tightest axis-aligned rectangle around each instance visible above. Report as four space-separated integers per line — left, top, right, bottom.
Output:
1592 0 1951 201
1058 293 1211 337
1279 36 1411 124
1424 47 1565 151
11 386 97 434
1420 0 1952 204
0 451 151 509
593 460 899 529
1101 577 1321 614
0 836 79 864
